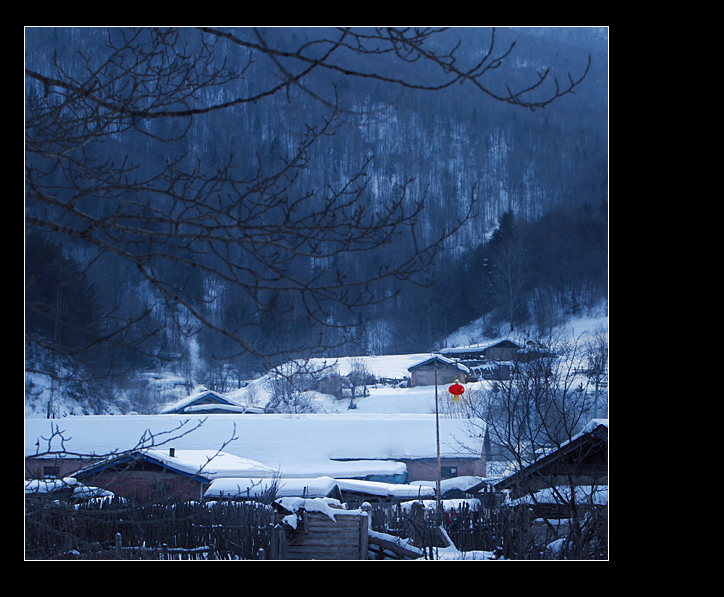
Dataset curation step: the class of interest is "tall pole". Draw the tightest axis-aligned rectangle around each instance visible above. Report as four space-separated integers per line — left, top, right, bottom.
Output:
434 359 441 524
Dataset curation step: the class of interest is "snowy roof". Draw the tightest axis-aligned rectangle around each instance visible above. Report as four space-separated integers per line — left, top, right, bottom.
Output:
205 475 478 502
507 485 608 507
26 413 484 480
407 355 470 373
579 418 608 436
24 476 113 499
335 478 436 499
178 404 249 414
411 475 488 494
493 419 608 498
143 449 278 479
440 339 521 354
205 476 341 500
25 477 78 494
159 389 240 414
73 448 278 482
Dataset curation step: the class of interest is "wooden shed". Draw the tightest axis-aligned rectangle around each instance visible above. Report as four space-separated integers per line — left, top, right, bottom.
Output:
407 355 470 388
271 498 369 560
493 419 608 500
483 340 522 362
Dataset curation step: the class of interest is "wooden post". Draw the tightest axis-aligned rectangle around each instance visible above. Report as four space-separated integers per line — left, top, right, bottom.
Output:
270 526 287 560
270 526 279 560
359 508 369 560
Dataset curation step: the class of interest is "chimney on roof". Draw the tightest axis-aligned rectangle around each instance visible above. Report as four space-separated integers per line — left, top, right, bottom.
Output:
169 448 175 457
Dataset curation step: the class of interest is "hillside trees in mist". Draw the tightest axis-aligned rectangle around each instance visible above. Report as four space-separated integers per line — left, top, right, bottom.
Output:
25 27 600 403
390 199 607 350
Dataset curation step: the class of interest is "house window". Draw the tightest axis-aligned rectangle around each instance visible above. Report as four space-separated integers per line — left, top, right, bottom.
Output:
441 466 457 479
43 466 60 478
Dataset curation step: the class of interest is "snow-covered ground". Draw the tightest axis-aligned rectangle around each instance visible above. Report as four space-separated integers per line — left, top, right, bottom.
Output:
25 309 607 481
221 308 608 417
229 379 481 416
25 412 484 480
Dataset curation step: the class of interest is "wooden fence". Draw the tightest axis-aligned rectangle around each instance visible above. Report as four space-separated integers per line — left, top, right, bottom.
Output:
369 501 505 556
25 495 274 560
25 493 546 560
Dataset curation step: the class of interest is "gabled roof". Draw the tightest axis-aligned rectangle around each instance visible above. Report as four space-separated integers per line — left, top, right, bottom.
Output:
441 339 522 355
407 355 470 373
73 449 278 484
493 419 608 499
160 390 243 414
487 339 522 349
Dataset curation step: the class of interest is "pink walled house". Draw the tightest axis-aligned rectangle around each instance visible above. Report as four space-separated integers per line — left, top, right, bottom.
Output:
402 454 486 482
26 456 99 480
70 449 277 502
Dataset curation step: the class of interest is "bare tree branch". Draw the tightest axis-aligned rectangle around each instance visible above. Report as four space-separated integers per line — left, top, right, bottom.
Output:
25 27 589 375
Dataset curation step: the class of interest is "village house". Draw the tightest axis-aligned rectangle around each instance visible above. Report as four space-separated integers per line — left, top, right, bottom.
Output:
26 454 94 480
159 388 267 414
492 419 608 555
160 389 244 414
407 355 471 387
482 339 522 361
71 449 278 502
493 419 608 500
392 452 485 482
440 339 522 363
433 340 525 382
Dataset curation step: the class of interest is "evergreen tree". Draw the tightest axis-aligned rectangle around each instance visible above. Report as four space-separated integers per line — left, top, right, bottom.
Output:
489 210 518 250
486 211 529 331
25 233 101 360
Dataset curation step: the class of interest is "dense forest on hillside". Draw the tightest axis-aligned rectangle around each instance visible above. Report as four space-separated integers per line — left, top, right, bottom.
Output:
25 27 607 412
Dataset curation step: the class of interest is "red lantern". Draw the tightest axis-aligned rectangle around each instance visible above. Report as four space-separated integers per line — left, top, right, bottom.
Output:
448 383 465 402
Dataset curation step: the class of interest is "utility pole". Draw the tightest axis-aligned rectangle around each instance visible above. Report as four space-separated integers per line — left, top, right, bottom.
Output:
434 359 441 525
